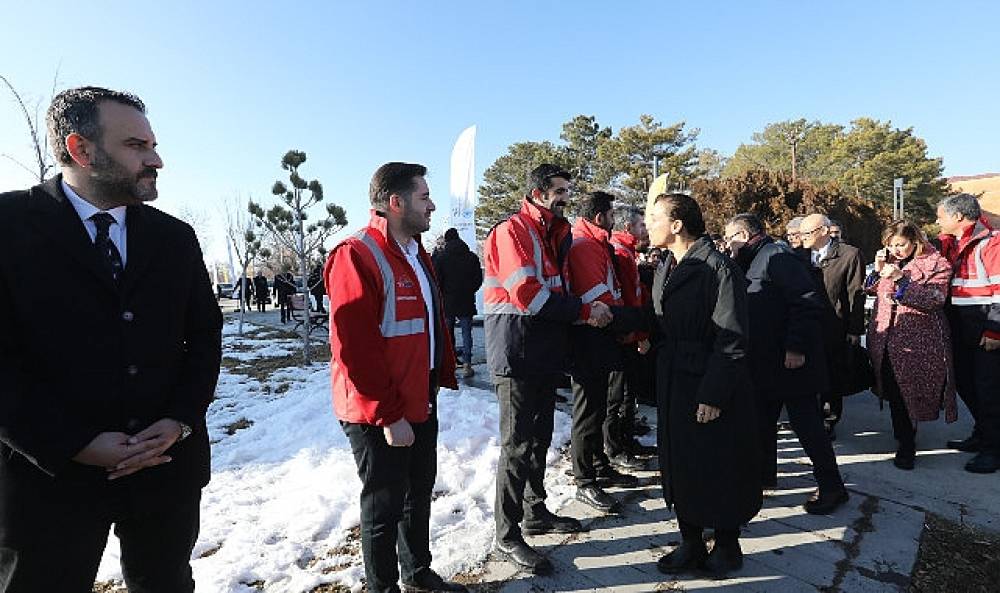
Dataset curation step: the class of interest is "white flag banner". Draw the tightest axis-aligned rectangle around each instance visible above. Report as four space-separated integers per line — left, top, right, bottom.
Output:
449 125 477 249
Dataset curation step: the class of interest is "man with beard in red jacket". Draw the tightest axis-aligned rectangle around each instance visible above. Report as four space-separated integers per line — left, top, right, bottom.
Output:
325 162 465 593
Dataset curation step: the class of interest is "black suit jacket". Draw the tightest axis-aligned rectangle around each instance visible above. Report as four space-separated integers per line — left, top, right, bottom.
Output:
0 175 222 495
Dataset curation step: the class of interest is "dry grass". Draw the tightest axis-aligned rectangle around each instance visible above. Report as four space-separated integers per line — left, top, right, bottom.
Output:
909 513 1000 592
949 173 1000 225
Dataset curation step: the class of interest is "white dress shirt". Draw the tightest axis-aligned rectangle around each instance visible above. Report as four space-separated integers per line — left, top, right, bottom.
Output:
811 241 832 267
397 237 436 370
62 179 128 266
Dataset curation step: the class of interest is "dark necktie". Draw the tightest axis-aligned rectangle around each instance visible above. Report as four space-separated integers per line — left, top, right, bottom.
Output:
91 212 124 282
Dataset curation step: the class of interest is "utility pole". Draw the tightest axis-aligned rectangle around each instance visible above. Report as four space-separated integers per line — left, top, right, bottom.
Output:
893 178 905 218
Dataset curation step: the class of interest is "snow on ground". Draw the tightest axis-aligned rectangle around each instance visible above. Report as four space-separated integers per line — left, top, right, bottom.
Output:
96 320 576 592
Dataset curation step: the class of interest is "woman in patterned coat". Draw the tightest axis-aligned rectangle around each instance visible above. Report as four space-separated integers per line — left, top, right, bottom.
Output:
866 220 957 469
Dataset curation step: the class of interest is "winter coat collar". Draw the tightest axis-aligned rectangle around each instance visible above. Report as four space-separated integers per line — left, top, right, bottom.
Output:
519 197 569 239
366 210 427 260
611 230 638 255
573 217 611 245
940 218 995 263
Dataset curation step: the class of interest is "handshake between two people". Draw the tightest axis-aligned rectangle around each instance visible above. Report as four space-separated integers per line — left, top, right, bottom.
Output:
586 301 614 328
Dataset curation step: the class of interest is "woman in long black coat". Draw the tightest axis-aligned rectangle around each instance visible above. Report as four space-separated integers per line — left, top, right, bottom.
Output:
646 193 762 578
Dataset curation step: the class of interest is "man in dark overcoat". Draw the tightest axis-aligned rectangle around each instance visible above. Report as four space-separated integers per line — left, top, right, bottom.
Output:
799 213 866 437
725 214 848 515
0 87 222 592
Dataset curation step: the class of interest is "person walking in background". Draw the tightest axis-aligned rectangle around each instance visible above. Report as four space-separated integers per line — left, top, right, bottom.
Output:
646 193 761 579
308 263 326 314
325 162 465 593
241 275 254 311
726 214 848 514
866 220 957 470
253 271 269 312
937 194 1000 473
433 227 483 379
799 213 866 439
273 266 295 323
828 219 845 243
483 164 612 575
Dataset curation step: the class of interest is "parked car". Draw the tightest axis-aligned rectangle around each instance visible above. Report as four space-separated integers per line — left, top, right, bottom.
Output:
215 282 235 300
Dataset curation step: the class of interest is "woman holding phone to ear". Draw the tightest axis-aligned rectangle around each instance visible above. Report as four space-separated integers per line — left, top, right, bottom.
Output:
865 220 957 469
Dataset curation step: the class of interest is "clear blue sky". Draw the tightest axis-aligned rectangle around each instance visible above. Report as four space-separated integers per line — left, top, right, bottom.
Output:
2 0 998 262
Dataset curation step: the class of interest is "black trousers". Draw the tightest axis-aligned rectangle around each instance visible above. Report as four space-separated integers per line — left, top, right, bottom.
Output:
953 341 1000 451
678 518 739 546
0 470 200 593
756 391 844 494
494 375 556 544
571 372 612 487
605 369 631 457
880 357 916 454
279 296 290 322
343 411 438 593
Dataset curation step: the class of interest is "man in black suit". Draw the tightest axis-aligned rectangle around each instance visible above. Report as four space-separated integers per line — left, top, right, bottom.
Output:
0 87 222 592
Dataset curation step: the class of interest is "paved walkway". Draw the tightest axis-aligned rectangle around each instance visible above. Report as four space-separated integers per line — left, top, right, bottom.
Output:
473 390 998 593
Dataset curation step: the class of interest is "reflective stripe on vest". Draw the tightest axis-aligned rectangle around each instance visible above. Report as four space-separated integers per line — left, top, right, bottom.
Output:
952 232 1000 288
354 231 426 337
484 222 554 315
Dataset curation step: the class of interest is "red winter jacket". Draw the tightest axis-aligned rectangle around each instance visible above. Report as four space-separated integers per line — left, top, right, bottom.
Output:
325 213 456 426
940 218 1000 341
483 198 589 377
610 230 650 343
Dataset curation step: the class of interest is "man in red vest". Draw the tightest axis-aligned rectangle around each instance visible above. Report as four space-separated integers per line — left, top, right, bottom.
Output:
325 163 465 593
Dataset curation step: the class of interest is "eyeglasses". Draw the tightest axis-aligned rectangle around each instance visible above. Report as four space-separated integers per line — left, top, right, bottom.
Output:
799 226 825 236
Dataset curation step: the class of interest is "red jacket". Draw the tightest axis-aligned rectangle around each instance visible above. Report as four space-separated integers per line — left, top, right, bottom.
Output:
483 198 589 377
325 213 456 426
610 230 650 343
940 218 1000 341
569 219 623 307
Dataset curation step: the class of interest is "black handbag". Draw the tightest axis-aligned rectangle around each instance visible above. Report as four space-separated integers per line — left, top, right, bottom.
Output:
843 342 875 396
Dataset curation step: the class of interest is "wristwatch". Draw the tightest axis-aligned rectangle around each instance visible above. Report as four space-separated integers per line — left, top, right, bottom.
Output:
177 421 193 442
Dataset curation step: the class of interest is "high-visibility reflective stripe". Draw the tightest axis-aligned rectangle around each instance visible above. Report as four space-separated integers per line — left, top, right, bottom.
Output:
953 236 1000 287
483 276 502 288
546 276 563 289
581 283 610 304
503 266 535 291
526 286 550 314
951 295 1000 305
355 232 426 337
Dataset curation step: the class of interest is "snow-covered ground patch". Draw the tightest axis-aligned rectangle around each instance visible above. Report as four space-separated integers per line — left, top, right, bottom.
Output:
96 321 575 592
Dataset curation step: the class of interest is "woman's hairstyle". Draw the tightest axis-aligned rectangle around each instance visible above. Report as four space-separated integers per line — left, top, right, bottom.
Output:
654 193 706 237
881 219 928 256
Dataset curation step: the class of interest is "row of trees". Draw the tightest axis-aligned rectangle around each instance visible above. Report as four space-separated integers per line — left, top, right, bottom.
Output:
476 114 949 251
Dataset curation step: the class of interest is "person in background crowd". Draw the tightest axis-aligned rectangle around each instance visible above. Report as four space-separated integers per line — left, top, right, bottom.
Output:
308 263 326 314
828 219 844 243
610 206 656 453
241 275 254 311
646 193 761 579
866 220 957 470
325 162 466 593
799 213 866 439
273 266 296 323
483 165 612 575
937 194 1000 473
566 192 645 515
785 216 805 249
725 214 848 514
253 272 269 312
433 227 484 379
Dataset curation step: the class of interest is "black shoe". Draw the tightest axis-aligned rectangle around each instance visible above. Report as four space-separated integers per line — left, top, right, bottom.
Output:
948 434 982 452
656 540 708 575
965 451 1000 474
402 568 469 592
522 507 583 536
701 539 744 579
803 488 849 515
609 453 645 471
629 440 658 457
575 485 620 513
893 450 915 470
596 468 639 488
493 539 552 575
